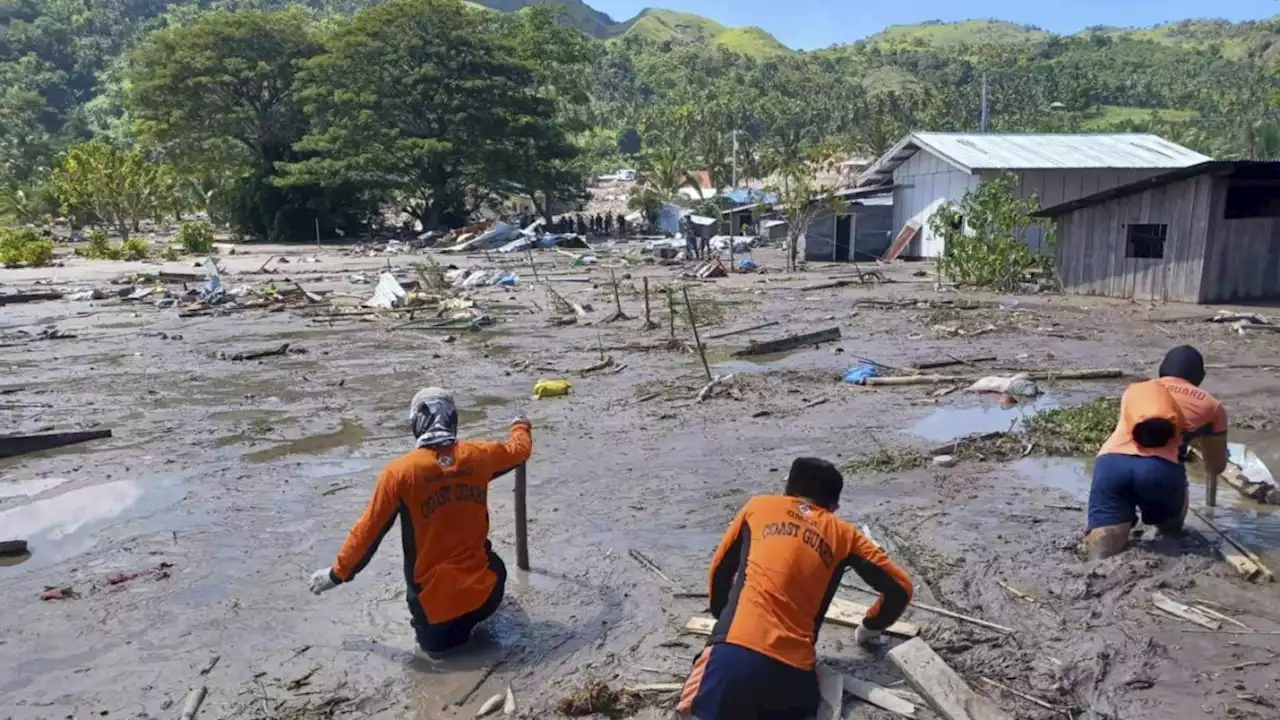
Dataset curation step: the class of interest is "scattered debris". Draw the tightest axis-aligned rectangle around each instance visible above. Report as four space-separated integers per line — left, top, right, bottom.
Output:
888 638 1013 720
1153 592 1222 630
734 327 842 357
557 680 648 718
476 692 504 718
978 677 1057 711
221 343 300 362
932 455 957 468
0 429 112 459
629 549 676 586
285 665 320 691
967 373 1039 398
105 562 173 586
179 685 207 720
504 685 516 716
41 586 77 601
843 675 917 718
1188 508 1275 583
364 272 407 309
198 655 221 676
843 362 880 385
696 374 738 402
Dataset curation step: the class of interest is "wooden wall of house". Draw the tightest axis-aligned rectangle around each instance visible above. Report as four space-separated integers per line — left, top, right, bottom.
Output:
1055 175 1213 303
1199 181 1280 303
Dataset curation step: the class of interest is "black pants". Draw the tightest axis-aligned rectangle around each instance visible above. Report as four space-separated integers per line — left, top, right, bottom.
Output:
411 549 507 653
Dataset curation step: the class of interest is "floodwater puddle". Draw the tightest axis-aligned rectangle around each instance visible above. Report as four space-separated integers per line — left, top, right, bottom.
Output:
911 395 1060 443
1014 455 1280 568
0 476 70 500
0 477 185 573
244 418 366 463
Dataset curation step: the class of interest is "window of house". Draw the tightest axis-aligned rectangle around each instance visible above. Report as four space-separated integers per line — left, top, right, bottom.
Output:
1224 182 1280 219
1125 224 1167 259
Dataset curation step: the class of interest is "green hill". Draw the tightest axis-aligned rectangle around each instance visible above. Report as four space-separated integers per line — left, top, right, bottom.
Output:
472 0 616 38
1093 16 1280 61
865 19 1051 50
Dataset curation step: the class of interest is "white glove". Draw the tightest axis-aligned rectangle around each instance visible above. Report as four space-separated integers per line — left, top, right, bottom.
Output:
511 412 530 427
309 567 339 595
855 624 883 647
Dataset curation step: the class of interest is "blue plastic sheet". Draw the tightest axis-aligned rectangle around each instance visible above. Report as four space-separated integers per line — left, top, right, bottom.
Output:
842 362 879 385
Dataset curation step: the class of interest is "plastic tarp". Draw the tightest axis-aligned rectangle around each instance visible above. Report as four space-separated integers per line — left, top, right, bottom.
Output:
498 236 534 253
710 235 758 253
657 203 685 234
442 221 519 253
364 272 407 308
688 214 717 227
723 188 778 205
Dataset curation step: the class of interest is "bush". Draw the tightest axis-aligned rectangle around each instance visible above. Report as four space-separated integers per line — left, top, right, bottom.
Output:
120 237 151 260
75 228 123 260
0 228 55 267
177 221 216 254
930 173 1054 293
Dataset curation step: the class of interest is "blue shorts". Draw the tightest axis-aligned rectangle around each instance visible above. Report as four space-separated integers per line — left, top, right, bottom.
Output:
678 642 819 720
1088 453 1187 531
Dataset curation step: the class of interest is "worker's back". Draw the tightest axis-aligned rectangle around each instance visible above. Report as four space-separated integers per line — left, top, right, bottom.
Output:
708 494 909 670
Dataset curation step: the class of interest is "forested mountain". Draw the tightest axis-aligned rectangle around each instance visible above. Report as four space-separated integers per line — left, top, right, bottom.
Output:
4 0 1280 242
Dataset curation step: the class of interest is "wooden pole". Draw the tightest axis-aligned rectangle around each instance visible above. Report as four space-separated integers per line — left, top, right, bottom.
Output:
515 463 529 571
525 247 540 282
682 286 713 383
667 286 676 339
1207 473 1219 508
643 277 651 326
610 269 623 315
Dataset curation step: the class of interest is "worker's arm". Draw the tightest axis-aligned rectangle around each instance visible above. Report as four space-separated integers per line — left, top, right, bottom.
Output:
330 466 403 585
845 529 913 632
478 418 533 482
1192 403 1229 476
708 506 749 618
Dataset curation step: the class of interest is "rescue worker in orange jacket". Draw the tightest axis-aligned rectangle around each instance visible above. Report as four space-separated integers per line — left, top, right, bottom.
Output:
308 388 532 653
678 458 913 719
1085 346 1228 559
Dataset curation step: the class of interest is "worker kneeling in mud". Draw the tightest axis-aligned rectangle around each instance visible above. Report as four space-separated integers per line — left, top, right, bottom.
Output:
1085 346 1228 559
308 388 532 654
677 458 913 719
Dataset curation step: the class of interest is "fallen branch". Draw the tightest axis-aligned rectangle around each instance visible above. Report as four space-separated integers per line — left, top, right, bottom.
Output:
911 356 996 371
225 343 292 362
706 320 779 340
630 549 675 586
733 327 841 357
978 677 1056 711
844 581 1014 634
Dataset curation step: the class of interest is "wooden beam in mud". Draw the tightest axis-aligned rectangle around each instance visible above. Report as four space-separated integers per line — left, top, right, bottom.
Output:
0 291 63 306
0 429 112 459
888 638 1012 720
732 326 841 357
683 597 919 639
843 675 918 717
1187 508 1274 583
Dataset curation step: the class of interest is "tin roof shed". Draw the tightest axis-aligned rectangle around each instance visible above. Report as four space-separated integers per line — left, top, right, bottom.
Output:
858 132 1211 187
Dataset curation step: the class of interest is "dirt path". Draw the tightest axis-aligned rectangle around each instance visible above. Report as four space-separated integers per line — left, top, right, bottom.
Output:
2 246 1279 719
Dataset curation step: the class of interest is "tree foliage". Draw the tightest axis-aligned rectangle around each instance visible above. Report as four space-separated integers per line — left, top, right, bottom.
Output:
930 174 1051 292
49 140 177 238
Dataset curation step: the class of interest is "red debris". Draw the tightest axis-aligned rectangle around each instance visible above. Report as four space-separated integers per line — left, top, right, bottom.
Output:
40 586 77 601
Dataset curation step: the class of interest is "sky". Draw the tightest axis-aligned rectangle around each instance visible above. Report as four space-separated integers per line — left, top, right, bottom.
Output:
588 0 1280 51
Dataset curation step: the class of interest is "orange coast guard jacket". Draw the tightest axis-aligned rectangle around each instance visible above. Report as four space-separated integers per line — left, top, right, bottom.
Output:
707 495 913 670
1099 378 1227 464
330 421 532 623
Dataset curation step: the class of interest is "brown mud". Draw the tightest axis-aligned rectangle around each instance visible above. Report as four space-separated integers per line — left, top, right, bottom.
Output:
2 247 1280 719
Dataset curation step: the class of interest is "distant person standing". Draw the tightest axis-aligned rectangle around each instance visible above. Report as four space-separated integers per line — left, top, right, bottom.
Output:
618 215 628 237
605 212 615 236
1085 346 1228 559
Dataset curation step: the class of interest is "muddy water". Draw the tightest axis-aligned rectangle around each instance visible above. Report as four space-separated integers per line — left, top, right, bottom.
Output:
910 395 1060 443
243 417 366 462
0 476 70 500
0 477 186 572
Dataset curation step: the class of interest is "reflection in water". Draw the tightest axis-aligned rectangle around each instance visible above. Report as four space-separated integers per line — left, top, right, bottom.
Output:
0 478 184 573
912 395 1060 443
0 476 70 500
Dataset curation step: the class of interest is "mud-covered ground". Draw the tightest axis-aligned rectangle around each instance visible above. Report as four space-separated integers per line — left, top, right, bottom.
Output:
3 243 1280 720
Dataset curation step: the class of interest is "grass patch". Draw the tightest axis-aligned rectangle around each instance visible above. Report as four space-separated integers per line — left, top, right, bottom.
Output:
843 448 929 474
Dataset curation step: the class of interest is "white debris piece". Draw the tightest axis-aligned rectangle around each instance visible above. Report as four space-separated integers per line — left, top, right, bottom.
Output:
363 272 407 309
968 373 1039 398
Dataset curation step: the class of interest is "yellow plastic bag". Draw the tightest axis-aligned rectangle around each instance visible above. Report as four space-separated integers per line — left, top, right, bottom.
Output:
533 379 572 398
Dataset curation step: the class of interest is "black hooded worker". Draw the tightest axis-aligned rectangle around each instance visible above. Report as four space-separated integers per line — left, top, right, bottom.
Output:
677 458 913 719
308 388 532 653
1085 346 1228 558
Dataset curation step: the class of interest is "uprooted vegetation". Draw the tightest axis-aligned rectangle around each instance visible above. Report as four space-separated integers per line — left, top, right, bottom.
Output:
556 681 666 719
845 396 1121 472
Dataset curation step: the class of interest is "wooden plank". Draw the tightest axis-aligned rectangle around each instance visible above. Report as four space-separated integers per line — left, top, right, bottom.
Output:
732 327 841 357
816 665 842 720
683 596 920 639
844 675 917 717
882 221 919 261
0 430 113 459
0 291 63 306
888 638 1012 720
1152 592 1221 630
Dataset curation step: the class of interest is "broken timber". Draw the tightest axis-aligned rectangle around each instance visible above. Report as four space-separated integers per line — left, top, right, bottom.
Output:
888 638 1012 720
843 675 917 718
1152 592 1221 630
733 327 841 357
684 597 918 639
0 291 63 306
0 429 112 459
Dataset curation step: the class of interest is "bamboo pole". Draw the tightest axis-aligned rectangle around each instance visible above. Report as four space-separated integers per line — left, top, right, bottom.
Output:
515 464 529 571
682 286 713 383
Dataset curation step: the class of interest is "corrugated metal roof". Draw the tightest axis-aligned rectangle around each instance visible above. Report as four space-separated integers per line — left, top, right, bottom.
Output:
857 132 1212 187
